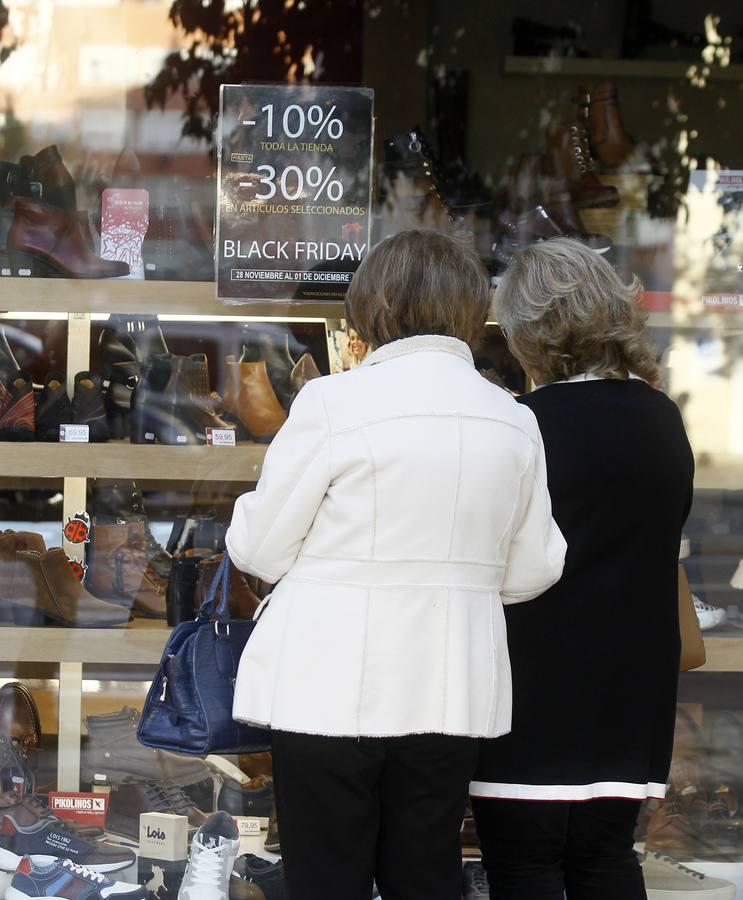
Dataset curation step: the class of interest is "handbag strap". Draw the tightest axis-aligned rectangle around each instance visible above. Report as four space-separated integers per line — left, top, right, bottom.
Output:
197 555 231 622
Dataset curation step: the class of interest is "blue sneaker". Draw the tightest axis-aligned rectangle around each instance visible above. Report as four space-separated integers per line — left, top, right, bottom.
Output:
463 861 489 898
7 855 145 898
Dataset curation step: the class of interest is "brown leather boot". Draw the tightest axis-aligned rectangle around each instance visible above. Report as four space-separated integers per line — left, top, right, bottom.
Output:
580 82 634 169
195 552 262 619
0 682 41 751
223 357 287 443
0 531 47 621
10 548 131 627
186 354 236 441
87 520 166 618
7 199 130 278
546 123 619 209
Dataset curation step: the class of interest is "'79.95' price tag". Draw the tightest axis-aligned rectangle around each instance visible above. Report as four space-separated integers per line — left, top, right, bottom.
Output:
206 428 236 447
59 424 89 443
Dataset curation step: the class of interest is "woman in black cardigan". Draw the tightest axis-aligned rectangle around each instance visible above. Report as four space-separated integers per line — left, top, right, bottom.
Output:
472 238 695 899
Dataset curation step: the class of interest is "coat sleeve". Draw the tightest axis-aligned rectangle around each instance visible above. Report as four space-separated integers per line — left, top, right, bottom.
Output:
501 411 567 605
226 380 331 583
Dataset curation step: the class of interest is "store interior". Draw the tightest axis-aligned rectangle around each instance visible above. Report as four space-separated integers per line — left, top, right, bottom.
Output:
0 0 740 897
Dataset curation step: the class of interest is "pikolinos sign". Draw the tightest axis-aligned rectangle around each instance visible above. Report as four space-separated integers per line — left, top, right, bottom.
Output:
217 83 374 303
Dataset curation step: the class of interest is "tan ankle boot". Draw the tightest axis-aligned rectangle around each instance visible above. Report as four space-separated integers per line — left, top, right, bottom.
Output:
223 357 286 442
11 548 131 627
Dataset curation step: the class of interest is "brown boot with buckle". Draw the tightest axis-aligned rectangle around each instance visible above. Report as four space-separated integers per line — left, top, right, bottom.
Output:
10 548 131 627
87 520 166 618
579 82 634 169
546 123 619 209
223 357 286 443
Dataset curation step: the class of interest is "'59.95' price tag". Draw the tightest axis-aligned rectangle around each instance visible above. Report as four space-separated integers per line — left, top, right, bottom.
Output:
60 424 89 443
206 428 236 447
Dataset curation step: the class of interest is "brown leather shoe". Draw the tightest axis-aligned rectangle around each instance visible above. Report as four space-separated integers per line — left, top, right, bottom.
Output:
8 199 130 278
0 791 104 839
546 123 619 209
0 683 40 751
236 751 273 779
646 785 704 857
10 548 131 627
87 520 166 618
223 357 286 443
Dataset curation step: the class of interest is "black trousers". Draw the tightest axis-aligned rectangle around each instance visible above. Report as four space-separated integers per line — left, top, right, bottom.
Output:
270 730 478 900
471 797 646 900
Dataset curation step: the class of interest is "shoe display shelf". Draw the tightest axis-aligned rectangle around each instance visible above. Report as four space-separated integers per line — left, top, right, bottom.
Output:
0 276 346 793
504 56 743 82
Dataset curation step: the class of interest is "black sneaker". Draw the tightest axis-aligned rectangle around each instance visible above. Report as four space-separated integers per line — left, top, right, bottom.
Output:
0 812 134 873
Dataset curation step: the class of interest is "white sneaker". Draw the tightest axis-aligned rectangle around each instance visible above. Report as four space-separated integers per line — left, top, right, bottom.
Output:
693 596 727 631
177 811 240 900
642 850 736 899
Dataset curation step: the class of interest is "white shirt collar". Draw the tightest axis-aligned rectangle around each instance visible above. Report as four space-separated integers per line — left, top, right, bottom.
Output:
535 372 643 389
362 335 474 368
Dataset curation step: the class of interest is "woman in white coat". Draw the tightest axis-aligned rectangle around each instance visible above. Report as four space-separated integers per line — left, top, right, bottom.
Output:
227 229 566 900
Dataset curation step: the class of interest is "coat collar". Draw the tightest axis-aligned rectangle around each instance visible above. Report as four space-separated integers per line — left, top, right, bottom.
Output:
362 335 474 367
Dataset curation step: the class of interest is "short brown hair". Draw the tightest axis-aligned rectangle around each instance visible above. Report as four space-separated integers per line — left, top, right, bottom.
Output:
496 238 659 384
345 230 491 349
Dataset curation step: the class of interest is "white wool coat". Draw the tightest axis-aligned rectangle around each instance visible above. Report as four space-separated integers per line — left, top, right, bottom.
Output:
228 335 566 738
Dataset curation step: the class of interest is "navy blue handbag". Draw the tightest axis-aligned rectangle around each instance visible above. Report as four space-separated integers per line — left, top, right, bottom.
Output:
137 555 270 755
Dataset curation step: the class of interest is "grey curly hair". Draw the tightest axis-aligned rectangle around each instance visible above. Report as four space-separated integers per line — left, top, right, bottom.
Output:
495 238 659 384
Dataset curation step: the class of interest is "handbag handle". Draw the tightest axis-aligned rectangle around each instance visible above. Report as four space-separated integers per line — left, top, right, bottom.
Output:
197 555 231 623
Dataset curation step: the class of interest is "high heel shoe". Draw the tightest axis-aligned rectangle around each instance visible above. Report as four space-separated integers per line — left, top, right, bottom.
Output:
35 371 72 442
10 548 131 627
0 371 34 441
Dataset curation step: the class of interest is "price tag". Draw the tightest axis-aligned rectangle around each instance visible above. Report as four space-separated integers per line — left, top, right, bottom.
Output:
60 424 89 443
236 817 262 836
206 427 236 447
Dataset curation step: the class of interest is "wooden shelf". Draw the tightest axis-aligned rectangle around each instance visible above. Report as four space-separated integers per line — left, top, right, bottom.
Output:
504 56 743 81
0 620 169 665
0 277 343 320
2 441 267 481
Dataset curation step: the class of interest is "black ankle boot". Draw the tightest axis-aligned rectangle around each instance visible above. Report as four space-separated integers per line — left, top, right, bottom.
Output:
36 372 72 442
71 372 110 443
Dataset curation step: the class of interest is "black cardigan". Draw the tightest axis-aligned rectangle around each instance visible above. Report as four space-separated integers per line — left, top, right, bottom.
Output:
473 379 695 800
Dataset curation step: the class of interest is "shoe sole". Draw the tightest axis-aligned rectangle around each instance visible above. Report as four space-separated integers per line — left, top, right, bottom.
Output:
0 846 134 874
7 886 145 900
647 888 736 900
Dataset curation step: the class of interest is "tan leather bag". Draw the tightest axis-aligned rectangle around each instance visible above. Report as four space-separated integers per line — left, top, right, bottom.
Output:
679 565 706 672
